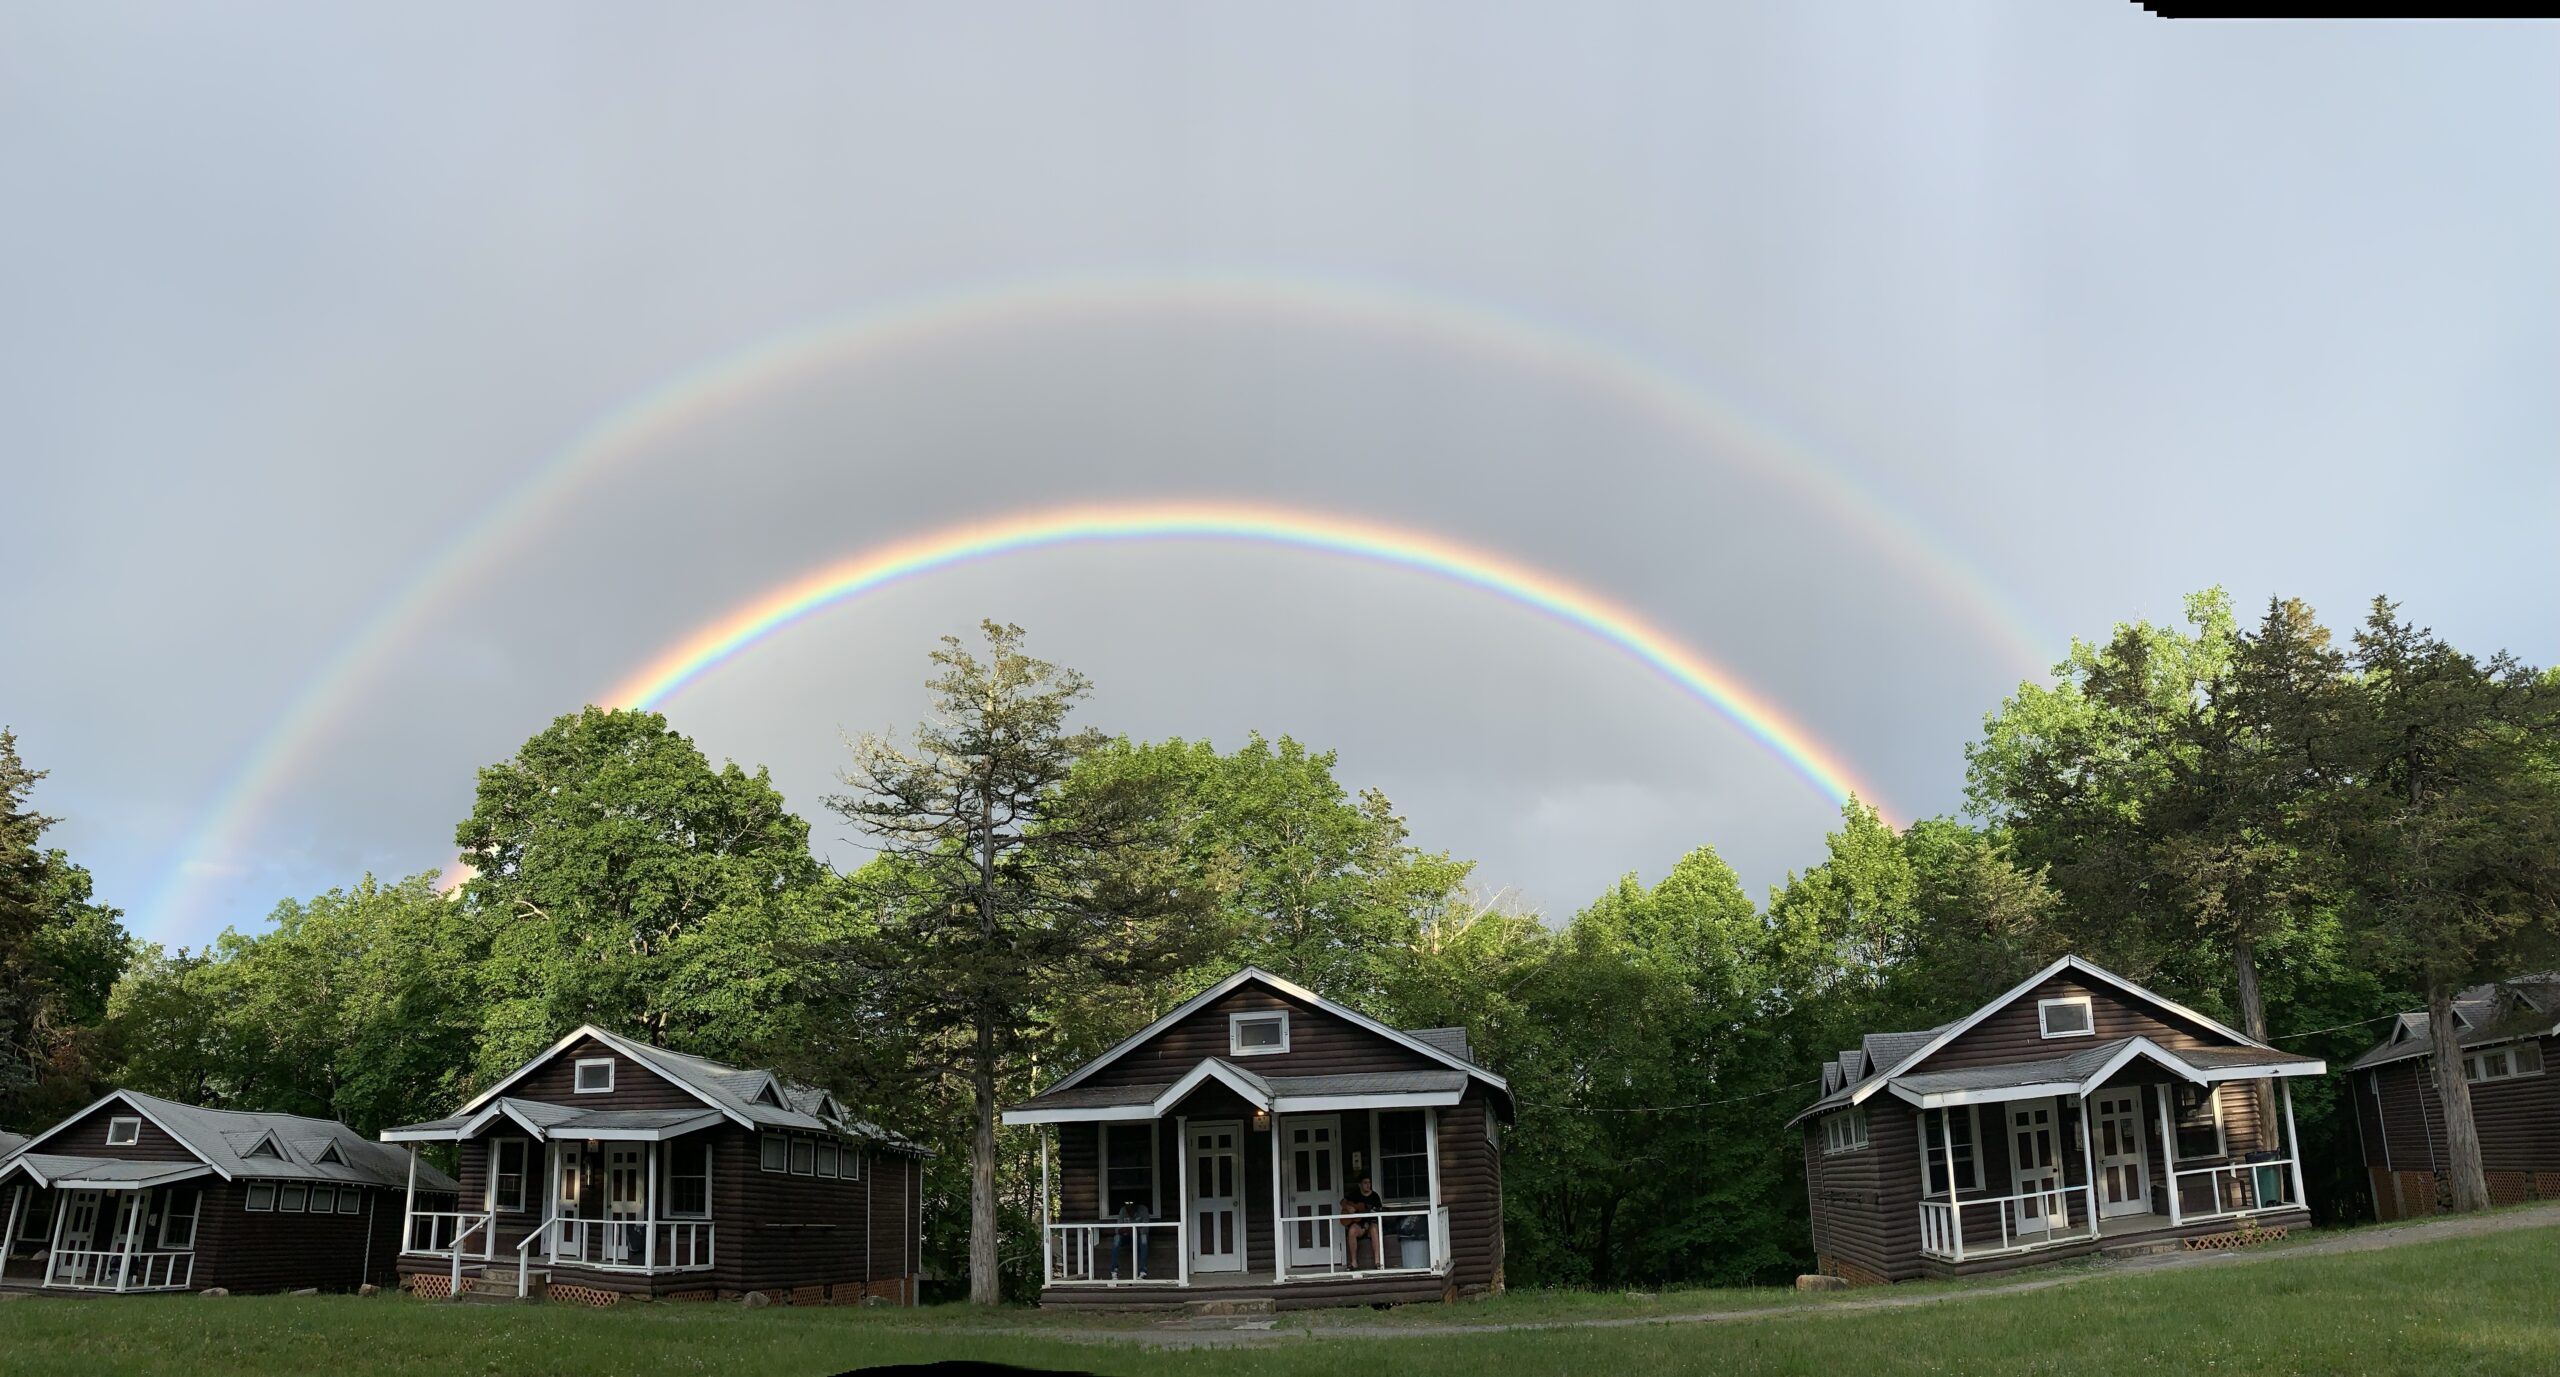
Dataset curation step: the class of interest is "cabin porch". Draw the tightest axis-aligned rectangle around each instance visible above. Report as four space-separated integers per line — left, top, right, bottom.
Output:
1013 1062 1461 1306
1910 1070 2315 1273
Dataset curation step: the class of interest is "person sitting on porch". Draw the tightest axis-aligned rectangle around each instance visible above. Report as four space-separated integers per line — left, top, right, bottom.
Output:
1107 1198 1152 1279
1339 1174 1386 1270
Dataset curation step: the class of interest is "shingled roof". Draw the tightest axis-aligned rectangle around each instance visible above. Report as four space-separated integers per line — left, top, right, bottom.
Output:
2349 976 2560 1072
1 1090 457 1192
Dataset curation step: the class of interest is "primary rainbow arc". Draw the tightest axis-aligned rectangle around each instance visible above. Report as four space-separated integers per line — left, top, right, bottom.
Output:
605 502 1879 813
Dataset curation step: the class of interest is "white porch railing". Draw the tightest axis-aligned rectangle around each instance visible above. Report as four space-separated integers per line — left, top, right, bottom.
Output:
1045 1221 1185 1286
1287 1205 1449 1276
2172 1158 2298 1223
1917 1186 2093 1262
43 1248 196 1292
520 1215 716 1289
401 1210 491 1257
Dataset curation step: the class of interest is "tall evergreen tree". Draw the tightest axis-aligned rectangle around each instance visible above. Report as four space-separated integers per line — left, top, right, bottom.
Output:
828 623 1221 1305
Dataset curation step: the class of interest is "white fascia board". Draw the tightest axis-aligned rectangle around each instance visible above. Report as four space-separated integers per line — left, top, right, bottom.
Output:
456 1025 605 1114
53 1166 214 1192
1039 967 1507 1099
0 1158 49 1188
379 1125 468 1143
1851 956 2269 1108
9 1090 231 1181
1001 1105 1157 1126
1159 1059 1274 1113
2195 1060 2327 1082
1889 1081 2083 1110
1271 1091 1465 1113
571 1120 723 1142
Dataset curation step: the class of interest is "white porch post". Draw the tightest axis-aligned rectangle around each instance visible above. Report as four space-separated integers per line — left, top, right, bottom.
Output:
545 1142 564 1262
2075 1094 2098 1234
1269 1114 1288 1283
115 1192 144 1292
2156 1088 2182 1225
1175 1116 1190 1287
44 1189 68 1287
1 1184 23 1283
1038 1130 1052 1285
2280 1079 2308 1210
644 1142 658 1272
1424 1108 1444 1271
403 1147 419 1253
1939 1107 1963 1263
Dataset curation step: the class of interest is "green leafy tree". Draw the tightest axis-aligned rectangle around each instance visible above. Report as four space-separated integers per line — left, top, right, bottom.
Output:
456 707 824 1078
2297 600 2560 1212
827 623 1223 1305
0 728 134 1125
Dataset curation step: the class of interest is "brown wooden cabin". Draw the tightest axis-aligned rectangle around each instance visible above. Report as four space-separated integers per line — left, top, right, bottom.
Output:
0 1089 455 1295
1003 967 1512 1311
383 1026 925 1306
2349 975 2558 1220
1790 956 2325 1285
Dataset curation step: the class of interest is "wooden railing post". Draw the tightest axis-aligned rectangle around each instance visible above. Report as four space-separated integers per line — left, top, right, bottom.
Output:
1939 1108 1964 1263
1038 1130 1052 1286
1174 1116 1190 1287
1269 1115 1288 1284
0 1184 23 1285
2156 1088 2182 1225
403 1147 419 1253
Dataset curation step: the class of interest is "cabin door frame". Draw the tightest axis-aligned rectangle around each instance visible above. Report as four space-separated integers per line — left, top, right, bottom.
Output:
1185 1120 1243 1273
2092 1089 2150 1219
2008 1098 2068 1235
1281 1114 1342 1268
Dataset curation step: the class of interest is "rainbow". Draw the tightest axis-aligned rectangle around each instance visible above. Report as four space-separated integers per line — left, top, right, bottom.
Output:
604 502 1882 813
146 268 2029 937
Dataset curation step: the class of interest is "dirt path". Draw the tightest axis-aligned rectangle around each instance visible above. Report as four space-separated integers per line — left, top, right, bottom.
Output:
1072 1202 2560 1349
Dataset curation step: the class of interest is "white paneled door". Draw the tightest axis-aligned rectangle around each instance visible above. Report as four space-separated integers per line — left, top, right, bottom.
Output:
1188 1120 1242 1272
1282 1116 1340 1268
2093 1091 2150 1218
2009 1100 2068 1234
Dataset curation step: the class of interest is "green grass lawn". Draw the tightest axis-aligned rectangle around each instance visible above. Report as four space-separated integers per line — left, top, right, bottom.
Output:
3 1225 2553 1377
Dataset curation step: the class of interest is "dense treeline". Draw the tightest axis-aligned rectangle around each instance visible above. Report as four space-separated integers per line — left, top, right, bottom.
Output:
3 593 2553 1299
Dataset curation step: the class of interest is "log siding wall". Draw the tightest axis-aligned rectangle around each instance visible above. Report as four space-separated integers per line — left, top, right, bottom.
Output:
1805 977 2303 1284
1039 983 1505 1305
2358 1033 2560 1220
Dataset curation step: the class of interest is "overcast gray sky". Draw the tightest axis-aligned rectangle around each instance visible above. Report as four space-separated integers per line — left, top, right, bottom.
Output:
4 3 2552 951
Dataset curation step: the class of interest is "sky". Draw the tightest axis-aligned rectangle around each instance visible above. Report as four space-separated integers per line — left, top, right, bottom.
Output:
2 3 2552 951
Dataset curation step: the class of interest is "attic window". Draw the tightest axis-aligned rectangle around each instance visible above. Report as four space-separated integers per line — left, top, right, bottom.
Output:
244 1135 284 1160
315 1142 347 1165
753 1083 782 1107
2038 997 2095 1039
1230 1011 1290 1057
574 1058 615 1094
105 1117 142 1147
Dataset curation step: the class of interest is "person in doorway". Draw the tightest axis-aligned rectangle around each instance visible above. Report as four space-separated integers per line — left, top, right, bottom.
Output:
1339 1173 1386 1270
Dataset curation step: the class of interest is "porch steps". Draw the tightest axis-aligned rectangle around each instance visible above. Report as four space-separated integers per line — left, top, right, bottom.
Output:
2098 1239 2184 1261
456 1269 549 1303
1183 1296 1275 1318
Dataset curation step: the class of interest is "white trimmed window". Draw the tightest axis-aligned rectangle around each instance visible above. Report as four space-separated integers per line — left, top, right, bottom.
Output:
1229 1011 1290 1057
668 1144 711 1218
843 1148 861 1182
1921 1106 1979 1193
573 1058 615 1094
789 1137 815 1176
817 1142 839 1178
1373 1109 1429 1202
2038 996 2095 1039
159 1188 201 1249
1101 1123 1158 1216
338 1187 362 1215
309 1186 337 1214
244 1183 276 1212
2171 1084 2226 1159
104 1116 143 1147
760 1133 788 1173
1821 1107 1869 1155
491 1140 528 1212
2464 1041 2544 1084
279 1184 308 1213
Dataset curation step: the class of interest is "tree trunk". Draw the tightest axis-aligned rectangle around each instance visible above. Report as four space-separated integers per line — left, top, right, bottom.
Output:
968 1031 1002 1304
2232 938 2275 1137
2424 980 2491 1212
